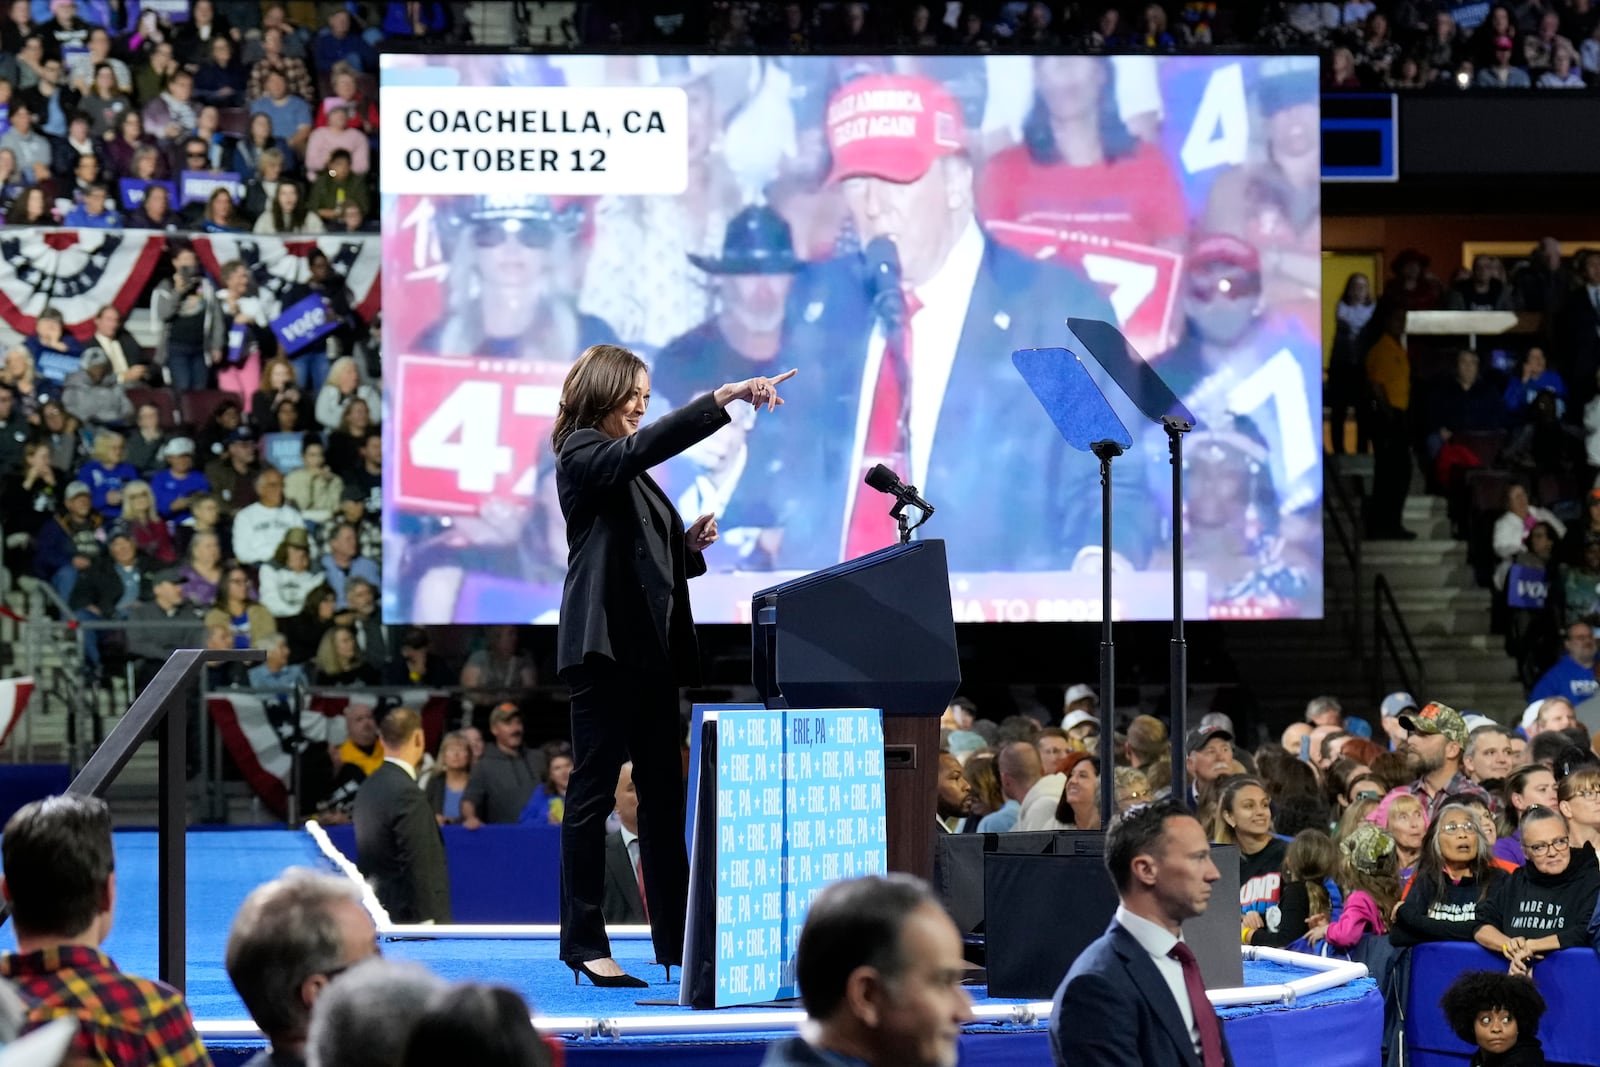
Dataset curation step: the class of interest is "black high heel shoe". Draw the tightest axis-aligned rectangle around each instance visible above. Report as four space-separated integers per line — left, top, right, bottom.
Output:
569 960 648 988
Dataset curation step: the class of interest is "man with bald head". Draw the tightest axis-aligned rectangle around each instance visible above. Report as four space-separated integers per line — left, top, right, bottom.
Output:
978 742 1042 833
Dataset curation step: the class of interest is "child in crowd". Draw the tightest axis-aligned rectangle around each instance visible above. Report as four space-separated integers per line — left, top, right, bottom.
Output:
1439 970 1547 1066
1309 823 1400 952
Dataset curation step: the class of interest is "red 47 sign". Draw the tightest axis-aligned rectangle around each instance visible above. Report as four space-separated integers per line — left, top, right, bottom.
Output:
391 354 569 515
985 221 1182 361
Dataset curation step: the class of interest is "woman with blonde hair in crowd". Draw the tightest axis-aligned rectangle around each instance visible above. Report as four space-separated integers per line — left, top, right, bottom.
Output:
1113 766 1151 814
116 480 176 564
1382 792 1428 882
315 356 380 434
1 347 44 419
208 258 268 398
426 730 476 826
1558 766 1600 859
312 623 378 685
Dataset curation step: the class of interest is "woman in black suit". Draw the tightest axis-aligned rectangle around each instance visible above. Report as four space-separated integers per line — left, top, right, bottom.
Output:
553 343 795 987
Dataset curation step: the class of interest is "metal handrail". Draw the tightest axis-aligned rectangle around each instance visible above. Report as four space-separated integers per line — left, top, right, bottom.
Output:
0 648 263 992
1373 574 1428 704
1324 461 1365 663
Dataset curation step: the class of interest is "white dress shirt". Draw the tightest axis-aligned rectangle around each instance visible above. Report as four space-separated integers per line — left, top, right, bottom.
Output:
383 756 418 781
1113 904 1201 1058
842 217 985 555
621 824 641 882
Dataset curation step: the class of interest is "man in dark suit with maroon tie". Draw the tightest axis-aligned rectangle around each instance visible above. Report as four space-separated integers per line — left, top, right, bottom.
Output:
763 73 1149 574
1051 801 1234 1067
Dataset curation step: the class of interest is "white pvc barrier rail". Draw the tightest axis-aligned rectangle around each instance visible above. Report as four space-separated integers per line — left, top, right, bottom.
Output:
297 822 1372 1040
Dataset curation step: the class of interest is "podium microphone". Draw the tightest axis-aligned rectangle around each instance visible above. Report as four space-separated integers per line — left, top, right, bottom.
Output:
862 236 906 332
865 463 934 516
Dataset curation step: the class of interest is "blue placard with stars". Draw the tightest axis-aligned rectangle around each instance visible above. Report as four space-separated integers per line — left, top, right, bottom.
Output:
714 707 887 1006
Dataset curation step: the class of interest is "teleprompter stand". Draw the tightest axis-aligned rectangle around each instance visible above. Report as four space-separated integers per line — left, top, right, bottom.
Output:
1014 320 1197 808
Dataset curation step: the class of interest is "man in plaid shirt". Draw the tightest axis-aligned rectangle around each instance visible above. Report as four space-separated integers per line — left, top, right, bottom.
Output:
0 796 211 1067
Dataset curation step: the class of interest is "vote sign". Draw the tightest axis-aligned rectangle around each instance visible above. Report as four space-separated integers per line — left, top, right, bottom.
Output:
1507 564 1548 610
270 294 339 355
390 353 568 515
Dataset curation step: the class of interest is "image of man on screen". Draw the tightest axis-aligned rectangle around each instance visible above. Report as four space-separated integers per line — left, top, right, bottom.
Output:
775 73 1132 573
654 204 805 570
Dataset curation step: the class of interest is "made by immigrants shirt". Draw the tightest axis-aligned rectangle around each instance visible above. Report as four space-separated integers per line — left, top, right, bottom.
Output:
1478 842 1600 947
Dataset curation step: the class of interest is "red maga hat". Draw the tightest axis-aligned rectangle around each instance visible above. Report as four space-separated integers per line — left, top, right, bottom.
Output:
824 74 966 185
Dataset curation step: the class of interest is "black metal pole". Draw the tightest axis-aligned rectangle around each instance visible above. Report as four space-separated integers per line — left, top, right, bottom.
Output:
1166 416 1192 802
158 682 185 990
1092 441 1122 824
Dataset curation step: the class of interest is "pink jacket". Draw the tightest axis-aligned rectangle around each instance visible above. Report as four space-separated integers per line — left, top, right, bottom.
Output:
1326 889 1387 951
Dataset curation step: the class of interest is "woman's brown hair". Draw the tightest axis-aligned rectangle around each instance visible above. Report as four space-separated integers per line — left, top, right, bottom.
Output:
550 344 648 452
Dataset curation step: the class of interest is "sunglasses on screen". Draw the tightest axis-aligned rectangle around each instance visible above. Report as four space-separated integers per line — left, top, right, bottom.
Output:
472 220 550 250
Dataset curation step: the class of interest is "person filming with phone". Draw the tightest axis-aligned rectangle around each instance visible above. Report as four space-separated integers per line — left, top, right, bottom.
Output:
552 343 796 988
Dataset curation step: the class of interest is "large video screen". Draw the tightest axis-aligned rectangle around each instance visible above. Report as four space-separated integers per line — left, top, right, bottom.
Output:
379 54 1322 624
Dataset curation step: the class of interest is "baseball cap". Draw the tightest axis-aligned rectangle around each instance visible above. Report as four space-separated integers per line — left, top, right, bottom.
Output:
149 566 183 587
1399 701 1469 749
341 483 367 502
64 480 90 500
488 702 521 726
1495 35 1514 49
1189 234 1262 275
226 427 255 445
162 436 195 458
79 346 109 369
1461 713 1497 733
824 74 966 185
1185 723 1233 754
1064 684 1097 707
1380 691 1417 720
1062 709 1100 734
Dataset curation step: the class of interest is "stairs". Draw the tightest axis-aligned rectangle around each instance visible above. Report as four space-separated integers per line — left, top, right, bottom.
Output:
1232 462 1526 729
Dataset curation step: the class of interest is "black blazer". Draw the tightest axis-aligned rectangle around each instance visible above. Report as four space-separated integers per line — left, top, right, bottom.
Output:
353 761 452 924
601 830 648 925
555 390 730 683
1050 920 1235 1067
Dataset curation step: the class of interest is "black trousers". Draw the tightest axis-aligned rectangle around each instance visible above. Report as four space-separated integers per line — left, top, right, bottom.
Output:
559 656 687 967
1366 407 1412 535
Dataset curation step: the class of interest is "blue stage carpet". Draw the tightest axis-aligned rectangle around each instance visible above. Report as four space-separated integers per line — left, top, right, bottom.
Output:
90 831 1383 1067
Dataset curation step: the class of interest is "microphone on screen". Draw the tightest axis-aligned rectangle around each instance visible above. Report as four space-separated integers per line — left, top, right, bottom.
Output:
864 463 934 516
862 236 906 333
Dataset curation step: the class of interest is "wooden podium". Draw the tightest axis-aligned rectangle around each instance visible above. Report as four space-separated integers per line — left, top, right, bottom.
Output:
751 540 960 879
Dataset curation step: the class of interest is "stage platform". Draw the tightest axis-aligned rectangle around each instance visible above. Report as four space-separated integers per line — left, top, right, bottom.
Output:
92 830 1382 1067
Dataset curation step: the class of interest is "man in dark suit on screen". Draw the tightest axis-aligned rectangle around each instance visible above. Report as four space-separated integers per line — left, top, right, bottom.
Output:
1051 801 1233 1067
764 72 1149 574
353 707 452 925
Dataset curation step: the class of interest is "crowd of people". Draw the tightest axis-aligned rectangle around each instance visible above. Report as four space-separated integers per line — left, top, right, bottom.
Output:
1327 236 1600 694
940 685 1600 1062
574 0 1600 97
0 0 464 229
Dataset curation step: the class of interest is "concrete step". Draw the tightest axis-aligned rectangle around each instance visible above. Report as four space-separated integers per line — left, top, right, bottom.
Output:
1329 564 1477 590
1403 496 1451 521
1359 541 1471 565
